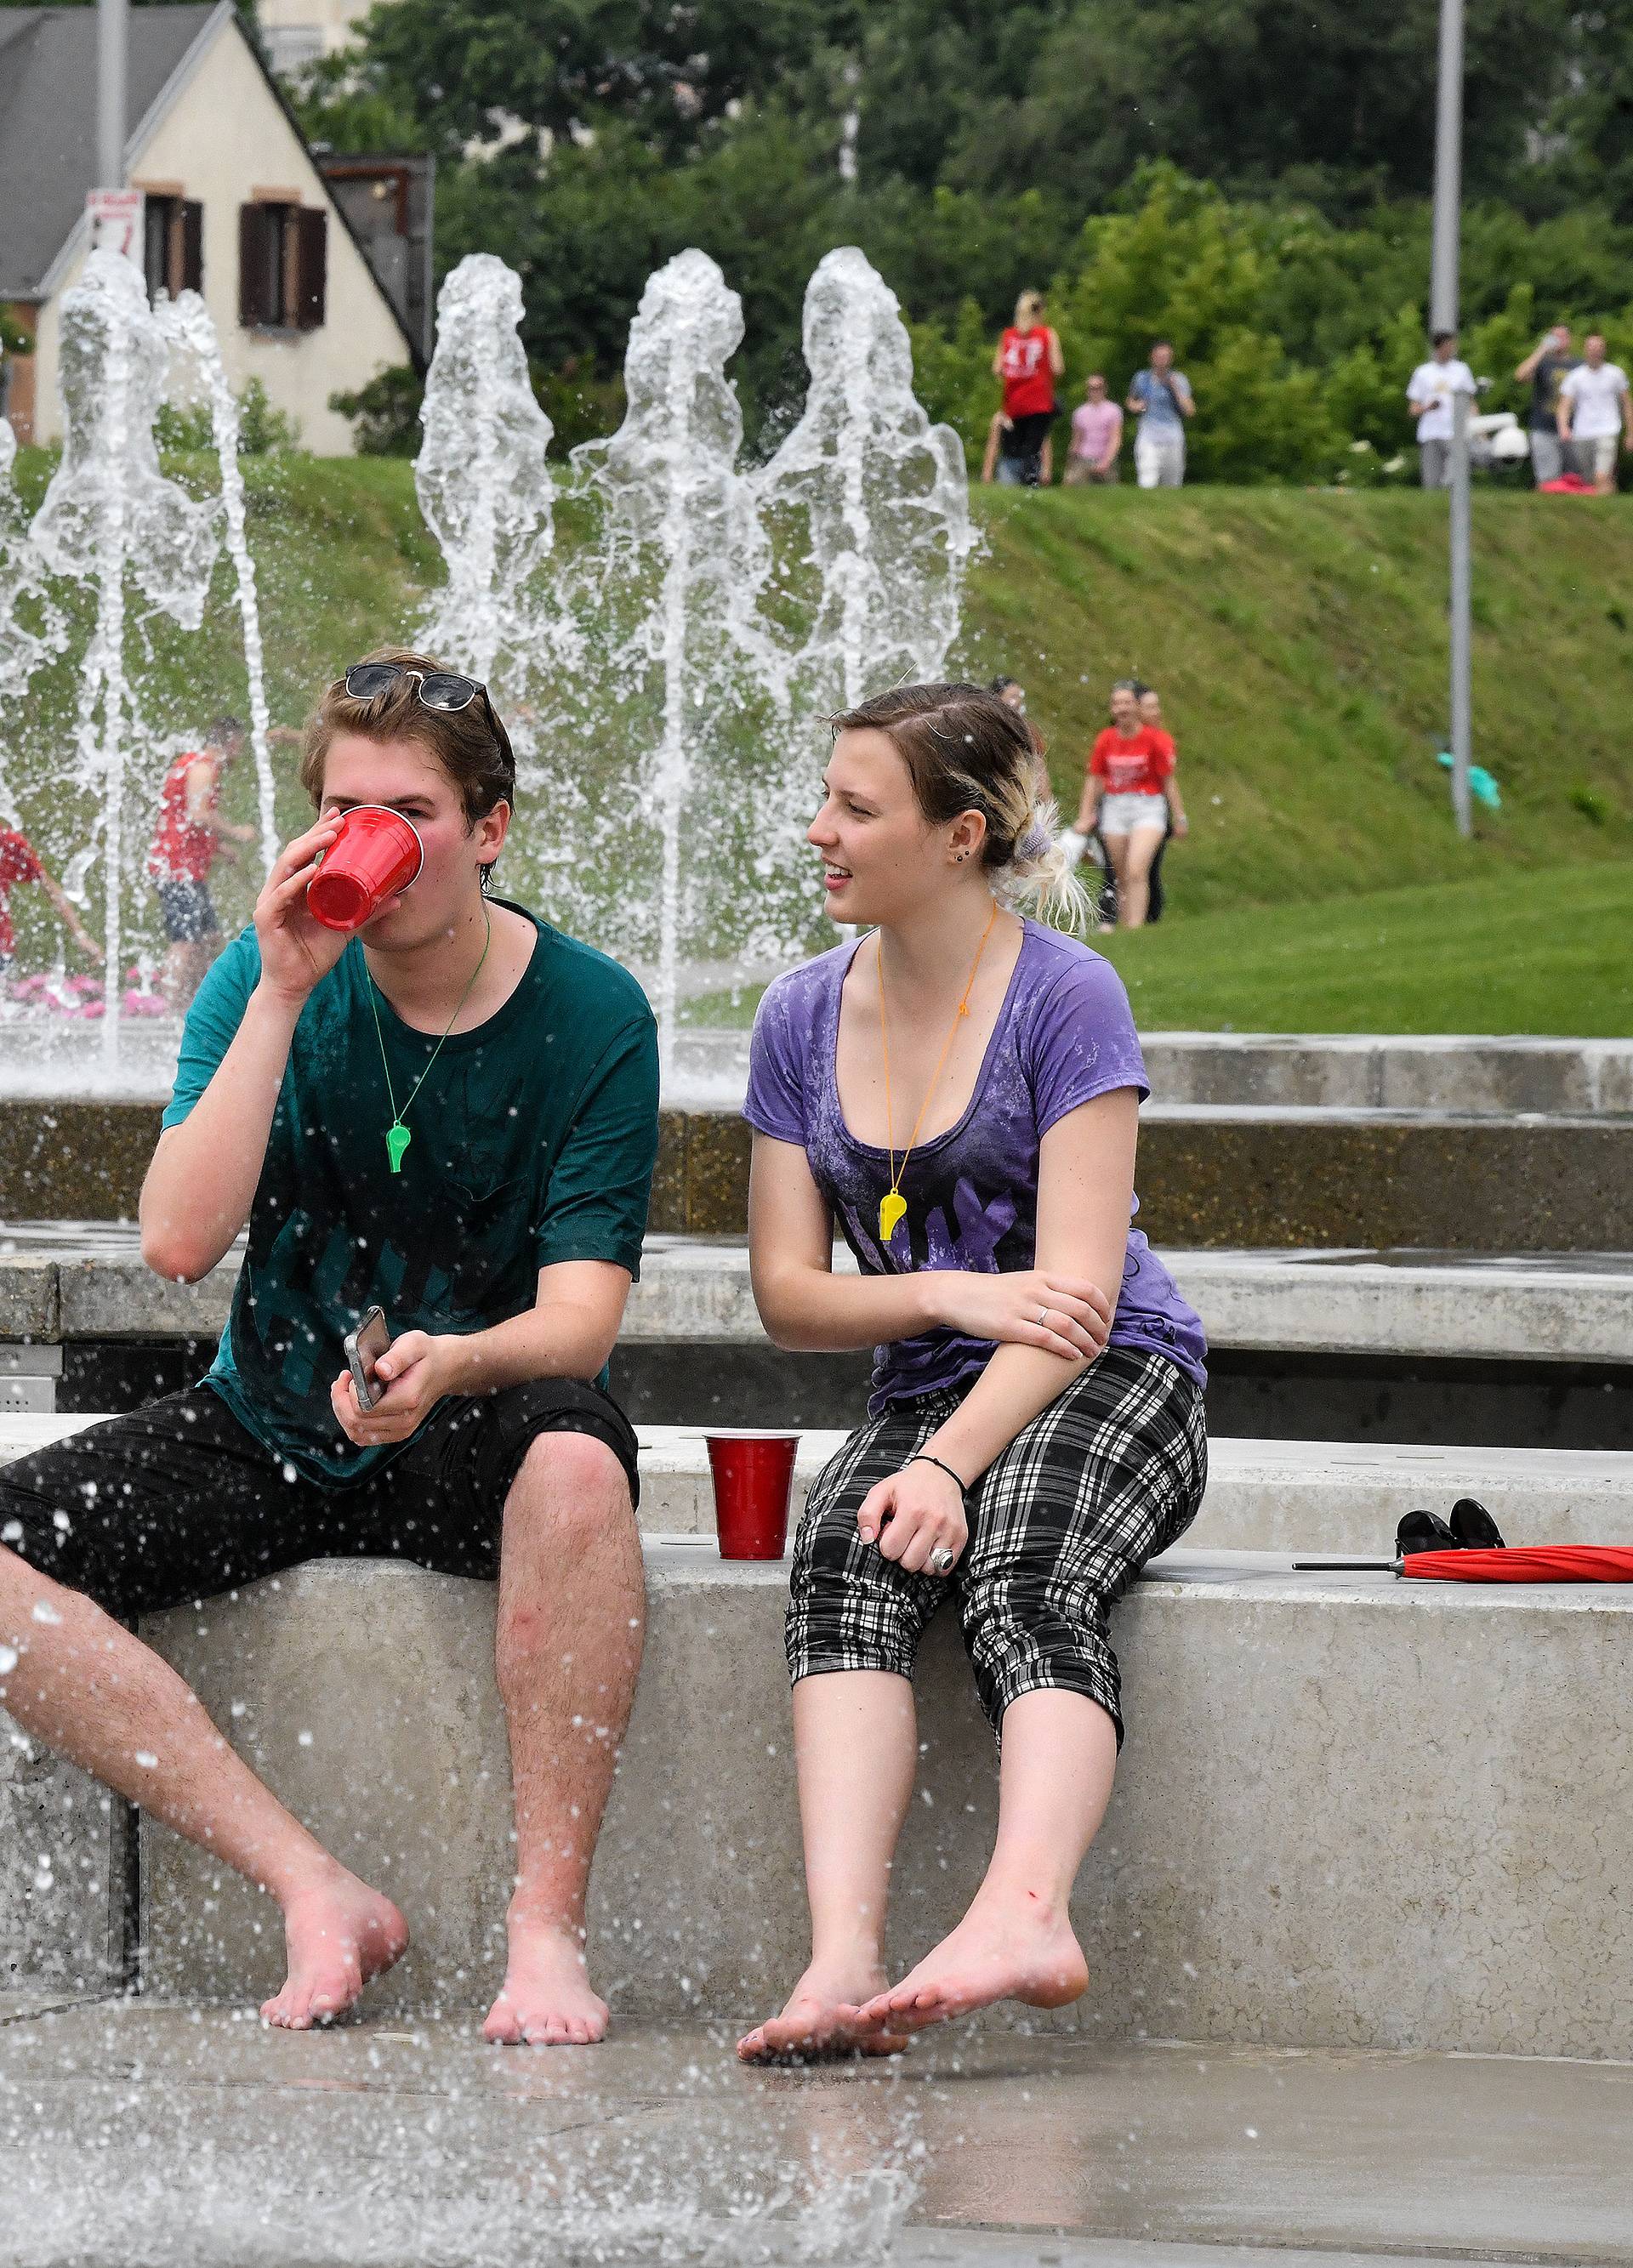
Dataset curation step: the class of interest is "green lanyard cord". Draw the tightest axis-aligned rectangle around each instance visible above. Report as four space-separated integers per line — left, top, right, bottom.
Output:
365 906 492 1174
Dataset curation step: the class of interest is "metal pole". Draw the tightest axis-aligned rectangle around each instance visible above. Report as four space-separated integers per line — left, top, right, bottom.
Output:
98 0 128 190
1448 389 1473 835
1431 0 1473 838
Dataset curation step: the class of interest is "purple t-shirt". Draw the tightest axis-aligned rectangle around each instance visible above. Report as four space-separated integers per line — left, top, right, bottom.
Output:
743 920 1208 1413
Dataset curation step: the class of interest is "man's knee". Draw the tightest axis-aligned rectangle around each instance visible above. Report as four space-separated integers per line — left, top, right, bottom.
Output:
503 1429 633 1554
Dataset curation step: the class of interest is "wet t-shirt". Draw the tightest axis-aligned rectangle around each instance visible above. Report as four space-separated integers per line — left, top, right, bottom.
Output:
162 901 659 1485
743 920 1208 1413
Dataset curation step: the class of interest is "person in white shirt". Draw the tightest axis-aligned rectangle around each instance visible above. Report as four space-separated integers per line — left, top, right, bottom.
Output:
1406 331 1477 489
1556 333 1632 495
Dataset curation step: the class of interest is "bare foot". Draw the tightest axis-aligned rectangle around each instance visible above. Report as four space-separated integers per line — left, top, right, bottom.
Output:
856 1893 1088 2040
259 1865 409 2030
737 1959 909 2064
484 1916 609 2047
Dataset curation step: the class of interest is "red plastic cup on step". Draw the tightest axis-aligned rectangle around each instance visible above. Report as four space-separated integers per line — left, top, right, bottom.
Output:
306 805 424 933
704 1430 800 1560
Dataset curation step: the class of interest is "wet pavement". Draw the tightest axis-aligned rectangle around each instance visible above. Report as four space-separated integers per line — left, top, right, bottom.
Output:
1 1997 1627 2265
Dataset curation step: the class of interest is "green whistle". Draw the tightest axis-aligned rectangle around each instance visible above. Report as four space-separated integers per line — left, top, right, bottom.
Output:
385 1123 413 1174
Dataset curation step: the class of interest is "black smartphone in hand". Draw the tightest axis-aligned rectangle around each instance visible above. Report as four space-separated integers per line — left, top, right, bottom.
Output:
343 1305 392 1412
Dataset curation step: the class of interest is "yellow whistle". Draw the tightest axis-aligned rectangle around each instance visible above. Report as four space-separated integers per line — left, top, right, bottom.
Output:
879 1192 907 1242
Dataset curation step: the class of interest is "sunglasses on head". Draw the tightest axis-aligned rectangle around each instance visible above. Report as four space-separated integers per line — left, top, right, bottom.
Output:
343 661 515 787
344 661 489 714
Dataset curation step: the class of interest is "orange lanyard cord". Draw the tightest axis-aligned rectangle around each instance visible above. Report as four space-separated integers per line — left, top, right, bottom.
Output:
876 900 999 1201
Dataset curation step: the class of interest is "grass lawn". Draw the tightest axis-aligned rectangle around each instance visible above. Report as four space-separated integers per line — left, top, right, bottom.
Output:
684 859 1633 1037
1101 858 1633 1036
6 455 1630 1035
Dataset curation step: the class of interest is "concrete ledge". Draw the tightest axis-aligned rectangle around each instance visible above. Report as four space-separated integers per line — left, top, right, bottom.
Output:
4 1228 1631 1367
8 1100 1633 1243
1141 1032 1633 1117
8 1413 1633 1552
133 1545 1633 2058
0 1735 127 1995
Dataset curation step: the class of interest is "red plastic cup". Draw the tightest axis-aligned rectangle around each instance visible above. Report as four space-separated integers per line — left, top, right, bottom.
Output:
704 1430 800 1560
306 805 424 933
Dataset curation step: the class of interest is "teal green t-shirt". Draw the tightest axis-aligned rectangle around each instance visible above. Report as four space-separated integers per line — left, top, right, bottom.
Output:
162 902 659 1486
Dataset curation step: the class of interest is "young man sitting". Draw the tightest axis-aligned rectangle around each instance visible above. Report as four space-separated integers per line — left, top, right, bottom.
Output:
0 651 659 2046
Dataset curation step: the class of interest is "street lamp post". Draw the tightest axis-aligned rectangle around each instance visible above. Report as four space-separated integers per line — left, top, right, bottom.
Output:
1431 0 1473 839
98 0 128 193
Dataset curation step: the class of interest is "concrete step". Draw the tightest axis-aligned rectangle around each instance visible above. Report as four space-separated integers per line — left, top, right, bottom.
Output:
8 1095 1633 1242
7 1412 1632 1552
14 1020 1628 1117
111 1543 1633 2057
5 1225 1631 1366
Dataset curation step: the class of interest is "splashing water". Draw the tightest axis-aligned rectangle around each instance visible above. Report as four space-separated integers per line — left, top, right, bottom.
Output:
572 250 779 1079
4 244 970 1092
160 291 278 875
0 418 69 818
759 247 975 713
417 253 560 691
29 252 218 1054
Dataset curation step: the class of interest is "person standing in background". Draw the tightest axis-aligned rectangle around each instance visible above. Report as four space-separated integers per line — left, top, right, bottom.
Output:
1127 344 1194 489
1064 375 1124 485
1071 680 1188 929
989 292 1064 487
0 825 103 986
1406 332 1477 489
147 718 257 1014
1557 334 1632 497
1516 324 1579 485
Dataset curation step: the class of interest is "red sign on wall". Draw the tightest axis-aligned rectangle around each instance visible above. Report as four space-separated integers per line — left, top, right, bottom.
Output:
86 189 146 263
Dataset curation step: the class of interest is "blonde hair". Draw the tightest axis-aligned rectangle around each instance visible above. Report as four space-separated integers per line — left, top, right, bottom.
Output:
831 683 1090 930
1014 289 1046 328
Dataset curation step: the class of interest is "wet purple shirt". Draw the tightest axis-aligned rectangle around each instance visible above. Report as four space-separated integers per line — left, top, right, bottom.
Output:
743 921 1208 1413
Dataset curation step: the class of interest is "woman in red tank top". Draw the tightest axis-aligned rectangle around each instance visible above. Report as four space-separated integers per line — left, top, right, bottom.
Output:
986 290 1065 487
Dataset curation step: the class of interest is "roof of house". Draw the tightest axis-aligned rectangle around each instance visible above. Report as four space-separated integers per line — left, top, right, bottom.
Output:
0 3 417 364
0 5 219 300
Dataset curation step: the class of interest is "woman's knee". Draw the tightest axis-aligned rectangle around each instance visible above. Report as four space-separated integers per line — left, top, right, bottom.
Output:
963 1577 1124 1743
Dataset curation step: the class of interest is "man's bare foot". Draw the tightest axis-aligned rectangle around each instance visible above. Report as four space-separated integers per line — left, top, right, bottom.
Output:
856 1892 1088 2040
484 1916 609 2047
260 1864 409 2030
737 1959 909 2064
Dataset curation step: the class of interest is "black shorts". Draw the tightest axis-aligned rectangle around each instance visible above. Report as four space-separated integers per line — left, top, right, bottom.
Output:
0 1379 640 1621
155 878 219 944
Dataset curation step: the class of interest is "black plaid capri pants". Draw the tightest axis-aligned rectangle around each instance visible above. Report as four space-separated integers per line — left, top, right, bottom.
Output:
787 1345 1207 1747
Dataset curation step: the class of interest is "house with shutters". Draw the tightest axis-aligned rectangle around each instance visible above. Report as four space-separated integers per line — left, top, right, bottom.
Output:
0 1 415 453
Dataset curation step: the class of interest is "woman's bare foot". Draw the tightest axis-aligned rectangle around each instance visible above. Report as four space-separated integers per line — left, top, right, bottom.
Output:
260 1864 409 2030
484 1915 610 2047
737 1959 909 2064
856 1891 1087 2040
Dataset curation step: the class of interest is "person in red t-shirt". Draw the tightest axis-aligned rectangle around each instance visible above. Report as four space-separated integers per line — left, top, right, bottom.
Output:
1067 681 1189 929
0 826 103 986
146 716 255 1010
987 290 1064 488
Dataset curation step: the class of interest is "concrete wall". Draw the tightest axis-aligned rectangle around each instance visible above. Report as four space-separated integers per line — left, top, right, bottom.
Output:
29 20 409 456
134 1547 1633 2059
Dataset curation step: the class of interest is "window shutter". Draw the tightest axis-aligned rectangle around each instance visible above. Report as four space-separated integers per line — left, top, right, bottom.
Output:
238 204 270 327
180 202 204 295
294 208 327 330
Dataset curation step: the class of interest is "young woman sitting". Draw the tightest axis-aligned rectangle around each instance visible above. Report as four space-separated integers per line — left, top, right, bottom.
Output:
737 682 1208 2061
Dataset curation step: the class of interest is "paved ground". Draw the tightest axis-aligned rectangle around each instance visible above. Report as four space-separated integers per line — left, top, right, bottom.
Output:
2 1997 1628 2266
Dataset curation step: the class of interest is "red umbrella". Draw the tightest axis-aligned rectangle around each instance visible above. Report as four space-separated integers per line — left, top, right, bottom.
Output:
1295 1547 1633 1583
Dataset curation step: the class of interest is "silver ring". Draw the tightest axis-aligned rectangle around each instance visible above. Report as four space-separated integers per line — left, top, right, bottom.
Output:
929 1544 956 1575
1038 1306 1050 1326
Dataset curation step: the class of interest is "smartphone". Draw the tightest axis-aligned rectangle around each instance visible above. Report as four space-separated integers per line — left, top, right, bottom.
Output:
343 1305 392 1412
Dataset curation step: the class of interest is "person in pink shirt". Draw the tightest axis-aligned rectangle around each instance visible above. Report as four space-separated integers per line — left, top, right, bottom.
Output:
1063 374 1124 485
